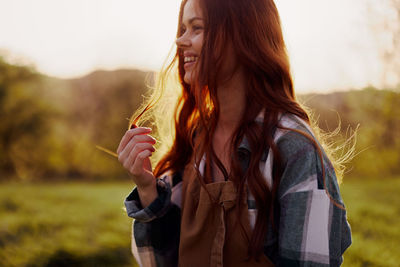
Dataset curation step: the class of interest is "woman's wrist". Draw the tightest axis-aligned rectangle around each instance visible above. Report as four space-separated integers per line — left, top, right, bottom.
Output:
137 180 158 208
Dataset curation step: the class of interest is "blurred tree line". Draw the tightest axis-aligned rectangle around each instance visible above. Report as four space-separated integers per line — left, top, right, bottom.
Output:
0 56 148 181
300 88 400 178
0 56 399 181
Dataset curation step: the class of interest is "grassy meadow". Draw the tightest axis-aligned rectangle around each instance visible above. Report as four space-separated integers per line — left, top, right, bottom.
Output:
0 178 399 267
0 182 138 267
340 177 400 267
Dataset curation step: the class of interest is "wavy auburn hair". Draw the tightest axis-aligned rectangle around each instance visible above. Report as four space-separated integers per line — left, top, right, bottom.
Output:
130 0 347 260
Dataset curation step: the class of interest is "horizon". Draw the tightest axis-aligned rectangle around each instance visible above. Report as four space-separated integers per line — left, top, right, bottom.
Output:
6 62 387 95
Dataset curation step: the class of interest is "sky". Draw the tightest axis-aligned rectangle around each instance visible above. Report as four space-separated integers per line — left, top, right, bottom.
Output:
0 0 393 93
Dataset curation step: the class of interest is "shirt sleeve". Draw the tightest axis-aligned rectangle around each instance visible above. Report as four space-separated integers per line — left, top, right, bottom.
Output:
124 173 182 267
276 131 352 267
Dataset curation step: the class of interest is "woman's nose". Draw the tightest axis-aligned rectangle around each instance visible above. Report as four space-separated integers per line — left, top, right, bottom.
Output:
176 33 190 48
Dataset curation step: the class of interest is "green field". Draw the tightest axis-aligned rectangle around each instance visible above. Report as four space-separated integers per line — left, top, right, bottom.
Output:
0 182 137 267
340 178 400 267
0 178 399 267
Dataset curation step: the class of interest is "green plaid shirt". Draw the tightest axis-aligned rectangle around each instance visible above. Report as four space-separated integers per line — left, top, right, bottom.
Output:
124 114 352 266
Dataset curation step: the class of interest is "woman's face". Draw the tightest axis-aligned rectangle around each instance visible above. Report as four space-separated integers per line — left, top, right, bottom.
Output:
176 0 204 85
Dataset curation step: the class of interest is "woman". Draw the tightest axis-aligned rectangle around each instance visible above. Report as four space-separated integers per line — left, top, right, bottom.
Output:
117 0 352 266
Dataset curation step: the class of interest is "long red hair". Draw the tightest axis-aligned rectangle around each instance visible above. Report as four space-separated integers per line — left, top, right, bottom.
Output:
148 0 313 259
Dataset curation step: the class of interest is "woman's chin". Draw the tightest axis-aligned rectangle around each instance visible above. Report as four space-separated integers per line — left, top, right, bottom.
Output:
184 73 193 85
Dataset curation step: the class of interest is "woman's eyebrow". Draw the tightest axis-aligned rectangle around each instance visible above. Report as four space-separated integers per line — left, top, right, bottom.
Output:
188 17 203 24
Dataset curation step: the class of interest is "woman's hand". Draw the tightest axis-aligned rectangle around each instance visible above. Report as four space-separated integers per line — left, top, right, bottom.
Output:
117 127 158 207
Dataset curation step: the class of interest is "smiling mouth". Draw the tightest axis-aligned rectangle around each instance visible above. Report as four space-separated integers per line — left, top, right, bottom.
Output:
184 56 198 66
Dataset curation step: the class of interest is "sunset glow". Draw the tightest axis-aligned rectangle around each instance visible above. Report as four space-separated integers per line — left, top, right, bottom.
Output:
0 0 395 92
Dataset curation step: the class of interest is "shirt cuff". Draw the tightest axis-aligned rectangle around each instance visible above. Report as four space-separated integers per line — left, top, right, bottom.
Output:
124 179 172 222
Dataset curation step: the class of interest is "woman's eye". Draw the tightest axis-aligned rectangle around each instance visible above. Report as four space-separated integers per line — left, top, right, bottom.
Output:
192 25 203 32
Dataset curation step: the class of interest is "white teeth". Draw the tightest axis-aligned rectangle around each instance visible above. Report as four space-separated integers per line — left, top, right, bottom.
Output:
184 56 197 63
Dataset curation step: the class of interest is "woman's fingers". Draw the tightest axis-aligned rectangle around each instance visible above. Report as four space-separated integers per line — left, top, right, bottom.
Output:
118 135 156 162
117 127 152 154
122 142 155 170
117 126 157 181
130 149 153 176
119 134 156 159
130 134 156 145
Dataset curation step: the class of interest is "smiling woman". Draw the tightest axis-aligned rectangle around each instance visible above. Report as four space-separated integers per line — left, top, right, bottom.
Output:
117 0 352 266
175 0 204 85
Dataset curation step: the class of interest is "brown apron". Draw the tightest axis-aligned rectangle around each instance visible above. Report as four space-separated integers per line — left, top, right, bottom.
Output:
178 157 274 267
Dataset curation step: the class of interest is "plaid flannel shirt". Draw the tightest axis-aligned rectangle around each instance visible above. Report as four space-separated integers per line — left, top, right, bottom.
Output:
124 114 352 267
